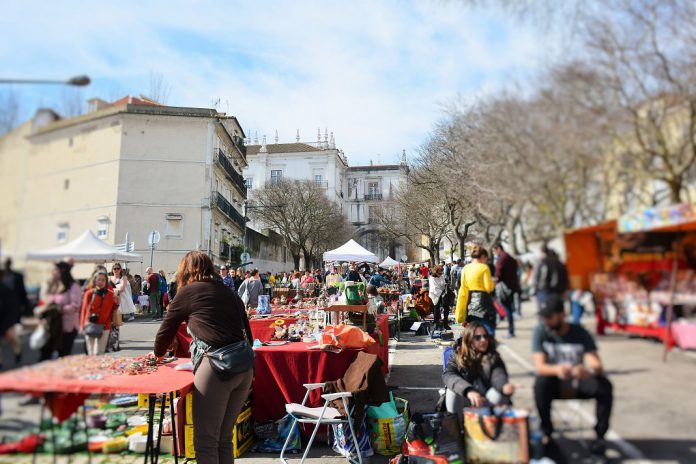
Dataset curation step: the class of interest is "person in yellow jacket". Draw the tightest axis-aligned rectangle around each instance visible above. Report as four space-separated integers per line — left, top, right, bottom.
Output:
455 245 497 337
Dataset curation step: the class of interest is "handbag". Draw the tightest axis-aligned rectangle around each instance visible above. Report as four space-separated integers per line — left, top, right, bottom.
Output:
112 308 123 327
193 302 255 381
83 292 105 337
463 406 529 464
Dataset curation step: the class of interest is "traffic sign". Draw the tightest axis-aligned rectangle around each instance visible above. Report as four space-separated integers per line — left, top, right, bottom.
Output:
240 252 251 263
147 230 161 248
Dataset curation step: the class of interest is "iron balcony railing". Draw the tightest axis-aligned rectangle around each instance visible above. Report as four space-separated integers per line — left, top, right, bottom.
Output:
215 192 246 230
364 193 383 201
217 149 247 196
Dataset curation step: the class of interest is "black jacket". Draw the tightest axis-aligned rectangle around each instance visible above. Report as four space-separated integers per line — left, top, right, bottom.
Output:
534 255 569 294
442 339 510 398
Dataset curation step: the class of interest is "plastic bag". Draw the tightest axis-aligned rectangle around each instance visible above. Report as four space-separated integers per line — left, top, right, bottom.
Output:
463 407 530 464
403 412 465 464
323 324 376 349
332 419 373 460
29 323 48 350
252 414 301 453
367 393 407 455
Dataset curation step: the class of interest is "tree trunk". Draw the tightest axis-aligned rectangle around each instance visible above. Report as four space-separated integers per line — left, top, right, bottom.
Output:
669 178 682 204
292 253 301 270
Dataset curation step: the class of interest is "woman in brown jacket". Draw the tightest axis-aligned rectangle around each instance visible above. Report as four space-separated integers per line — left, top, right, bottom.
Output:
153 251 253 464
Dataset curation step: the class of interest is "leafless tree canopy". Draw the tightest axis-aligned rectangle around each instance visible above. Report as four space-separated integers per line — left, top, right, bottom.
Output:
404 0 696 254
0 89 20 136
250 179 352 270
148 72 171 105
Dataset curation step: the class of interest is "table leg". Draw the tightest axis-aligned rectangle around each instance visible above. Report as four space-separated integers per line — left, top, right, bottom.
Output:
144 394 156 464
47 394 57 464
169 391 179 464
82 403 92 464
32 395 46 464
154 394 166 464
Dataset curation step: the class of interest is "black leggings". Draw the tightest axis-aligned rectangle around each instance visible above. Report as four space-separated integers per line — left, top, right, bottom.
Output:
534 375 613 439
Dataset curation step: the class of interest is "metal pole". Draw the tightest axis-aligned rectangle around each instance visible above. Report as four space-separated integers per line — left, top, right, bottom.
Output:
150 231 155 268
243 201 248 271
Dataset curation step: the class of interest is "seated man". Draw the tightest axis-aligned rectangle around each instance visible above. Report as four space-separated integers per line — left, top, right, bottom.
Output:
532 294 613 457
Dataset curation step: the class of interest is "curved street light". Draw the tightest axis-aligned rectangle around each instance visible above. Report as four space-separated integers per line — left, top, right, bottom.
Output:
0 75 91 86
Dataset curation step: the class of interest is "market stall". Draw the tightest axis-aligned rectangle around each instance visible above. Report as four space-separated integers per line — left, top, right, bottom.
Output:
0 355 192 462
26 230 143 263
322 239 378 263
251 343 367 425
565 203 696 351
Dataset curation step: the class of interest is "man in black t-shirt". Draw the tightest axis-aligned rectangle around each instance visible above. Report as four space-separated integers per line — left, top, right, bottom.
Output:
532 294 613 457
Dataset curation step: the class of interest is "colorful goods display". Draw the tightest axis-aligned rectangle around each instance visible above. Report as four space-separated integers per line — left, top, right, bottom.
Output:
18 354 160 381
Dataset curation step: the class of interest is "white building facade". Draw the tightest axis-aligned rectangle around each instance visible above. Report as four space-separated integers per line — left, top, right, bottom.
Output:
244 135 410 261
0 98 260 284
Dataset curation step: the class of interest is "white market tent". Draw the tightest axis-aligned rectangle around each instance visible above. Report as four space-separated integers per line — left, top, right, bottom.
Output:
323 239 378 263
379 256 399 268
26 230 143 263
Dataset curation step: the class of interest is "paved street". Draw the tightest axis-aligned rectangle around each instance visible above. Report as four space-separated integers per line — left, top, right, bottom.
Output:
1 304 695 463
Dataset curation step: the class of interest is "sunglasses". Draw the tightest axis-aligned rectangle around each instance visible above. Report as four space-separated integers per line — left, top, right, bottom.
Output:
113 267 121 270
473 334 489 342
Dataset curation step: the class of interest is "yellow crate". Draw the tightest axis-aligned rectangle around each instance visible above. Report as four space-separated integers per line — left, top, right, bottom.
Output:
138 393 175 409
184 424 195 459
232 407 254 458
185 392 193 424
182 407 254 460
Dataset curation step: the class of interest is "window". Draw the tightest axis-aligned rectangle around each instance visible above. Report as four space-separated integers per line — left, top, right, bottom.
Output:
270 170 282 184
368 205 379 224
368 182 379 195
314 174 323 185
57 223 69 243
165 213 183 238
96 217 110 239
245 178 253 190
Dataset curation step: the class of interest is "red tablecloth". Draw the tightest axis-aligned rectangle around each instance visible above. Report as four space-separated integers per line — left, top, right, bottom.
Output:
251 342 362 423
0 357 193 395
373 313 390 375
0 357 194 421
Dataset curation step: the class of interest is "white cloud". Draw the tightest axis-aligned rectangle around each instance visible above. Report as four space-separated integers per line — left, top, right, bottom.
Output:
1 0 557 163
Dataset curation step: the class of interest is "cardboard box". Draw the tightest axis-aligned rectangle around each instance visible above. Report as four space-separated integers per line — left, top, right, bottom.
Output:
182 407 254 459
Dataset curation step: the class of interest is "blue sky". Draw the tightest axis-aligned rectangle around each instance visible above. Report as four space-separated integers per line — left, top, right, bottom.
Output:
1 1 557 164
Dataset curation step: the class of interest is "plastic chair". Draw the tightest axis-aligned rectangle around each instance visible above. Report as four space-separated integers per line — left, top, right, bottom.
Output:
280 382 362 464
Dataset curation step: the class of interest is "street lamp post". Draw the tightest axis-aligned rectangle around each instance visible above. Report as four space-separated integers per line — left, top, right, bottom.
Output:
0 75 91 86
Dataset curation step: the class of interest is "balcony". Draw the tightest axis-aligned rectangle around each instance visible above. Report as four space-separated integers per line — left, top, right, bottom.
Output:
314 180 329 189
219 241 231 258
215 192 246 230
216 149 247 196
364 193 383 201
232 135 247 158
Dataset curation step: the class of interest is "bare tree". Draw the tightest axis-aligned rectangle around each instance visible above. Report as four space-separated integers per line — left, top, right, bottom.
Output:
250 180 351 270
580 0 696 203
148 72 171 104
60 88 84 117
377 175 451 263
0 89 20 135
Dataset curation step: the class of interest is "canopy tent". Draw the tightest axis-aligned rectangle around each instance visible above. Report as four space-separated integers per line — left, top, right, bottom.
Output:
26 230 143 263
323 239 378 263
379 256 399 268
